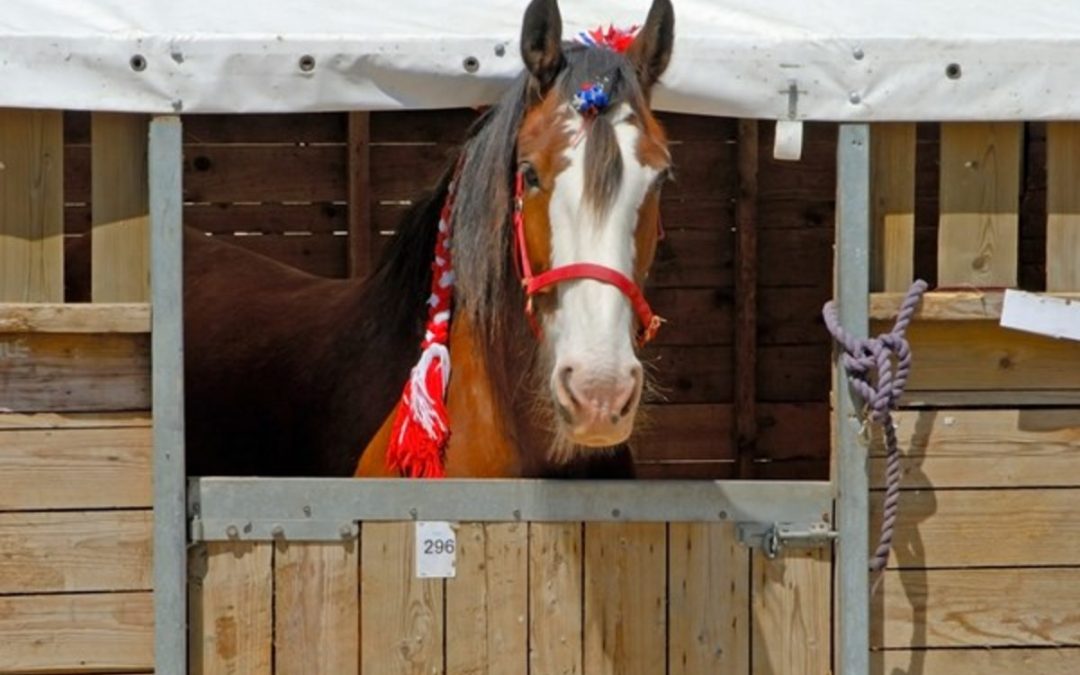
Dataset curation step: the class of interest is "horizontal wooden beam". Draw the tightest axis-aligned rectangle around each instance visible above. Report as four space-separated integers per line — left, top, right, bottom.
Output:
871 291 1080 321
0 302 150 333
875 648 1077 675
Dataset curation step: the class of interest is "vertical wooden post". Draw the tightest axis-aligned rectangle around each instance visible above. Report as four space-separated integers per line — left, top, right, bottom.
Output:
734 119 759 478
870 123 916 291
274 541 360 674
751 549 831 675
360 522 444 674
529 523 583 675
0 109 64 302
348 112 373 279
1046 122 1080 291
938 122 1022 288
92 113 151 302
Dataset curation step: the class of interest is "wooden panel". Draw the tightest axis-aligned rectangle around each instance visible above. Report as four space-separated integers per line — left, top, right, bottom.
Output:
529 523 583 675
371 109 477 143
938 122 1022 287
189 541 273 675
91 113 150 302
871 489 1080 568
1046 122 1080 291
0 410 150 429
0 332 150 412
871 123 916 292
68 202 348 236
669 522 750 675
869 409 1080 489
0 302 150 332
0 423 151 509
349 112 373 278
881 320 1080 392
751 549 831 675
0 510 151 594
875 648 1078 675
65 111 348 145
878 568 1080 648
584 523 666 675
446 523 528 675
633 403 830 463
0 109 64 302
0 591 153 673
360 522 443 675
275 541 359 674
871 290 1080 320
219 232 348 278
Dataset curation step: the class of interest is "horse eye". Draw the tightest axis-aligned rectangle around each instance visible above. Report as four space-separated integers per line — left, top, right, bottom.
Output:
521 163 541 189
653 167 674 191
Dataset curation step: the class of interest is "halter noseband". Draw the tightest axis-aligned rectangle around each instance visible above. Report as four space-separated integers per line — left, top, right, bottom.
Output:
512 170 663 347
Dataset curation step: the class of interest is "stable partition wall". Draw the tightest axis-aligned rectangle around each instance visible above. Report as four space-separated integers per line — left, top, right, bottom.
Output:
866 122 1080 674
0 109 156 673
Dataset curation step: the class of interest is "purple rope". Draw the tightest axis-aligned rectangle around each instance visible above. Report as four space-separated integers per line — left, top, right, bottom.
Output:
823 279 928 574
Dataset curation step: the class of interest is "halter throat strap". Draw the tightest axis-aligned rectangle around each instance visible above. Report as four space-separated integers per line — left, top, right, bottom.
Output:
512 171 663 346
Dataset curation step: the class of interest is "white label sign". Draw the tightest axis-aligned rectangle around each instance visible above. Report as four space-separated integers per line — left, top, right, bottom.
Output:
415 521 457 578
1000 289 1080 343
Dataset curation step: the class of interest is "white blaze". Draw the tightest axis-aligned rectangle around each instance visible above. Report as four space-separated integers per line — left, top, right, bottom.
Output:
545 103 659 377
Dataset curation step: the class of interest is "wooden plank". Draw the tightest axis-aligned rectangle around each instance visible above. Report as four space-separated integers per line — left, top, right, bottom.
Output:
274 541 359 674
878 568 1080 648
529 523 583 675
0 410 150 429
189 541 273 675
871 489 1080 568
0 109 64 302
938 122 1022 287
217 232 348 278
0 510 151 593
734 119 759 477
68 202 348 236
874 648 1079 675
0 591 153 673
870 123 916 292
1046 122 1080 291
66 111 348 144
91 113 150 302
633 402 830 463
872 290 1080 320
0 332 150 412
583 523 666 675
349 112 373 278
669 522 750 675
751 549 830 675
360 522 443 675
0 423 151 509
0 302 150 332
446 523 528 675
371 109 478 143
869 409 1080 489
878 320 1080 392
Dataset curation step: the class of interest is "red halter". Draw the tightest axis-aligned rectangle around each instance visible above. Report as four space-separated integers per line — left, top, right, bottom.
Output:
512 170 663 346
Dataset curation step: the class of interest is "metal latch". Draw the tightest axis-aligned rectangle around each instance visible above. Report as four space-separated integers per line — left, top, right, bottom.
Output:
737 521 837 559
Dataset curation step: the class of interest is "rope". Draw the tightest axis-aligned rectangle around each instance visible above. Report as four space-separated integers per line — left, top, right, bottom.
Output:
822 279 928 576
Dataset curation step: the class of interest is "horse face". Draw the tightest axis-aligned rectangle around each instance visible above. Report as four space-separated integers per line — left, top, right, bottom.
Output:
517 0 674 451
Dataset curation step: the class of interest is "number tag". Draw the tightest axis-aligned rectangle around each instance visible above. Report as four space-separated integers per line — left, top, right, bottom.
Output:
415 521 457 578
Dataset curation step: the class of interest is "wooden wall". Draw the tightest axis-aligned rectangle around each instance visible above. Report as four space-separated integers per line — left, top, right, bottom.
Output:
1 108 154 673
867 121 1080 673
189 523 831 674
62 110 837 481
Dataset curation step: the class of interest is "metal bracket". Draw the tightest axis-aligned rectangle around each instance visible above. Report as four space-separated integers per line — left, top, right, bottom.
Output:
737 521 837 559
190 516 359 543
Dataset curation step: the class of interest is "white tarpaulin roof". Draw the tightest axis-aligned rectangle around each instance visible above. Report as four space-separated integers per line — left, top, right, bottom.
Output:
4 0 1080 120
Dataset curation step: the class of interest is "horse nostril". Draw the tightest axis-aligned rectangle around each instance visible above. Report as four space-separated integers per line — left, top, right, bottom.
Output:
559 365 580 409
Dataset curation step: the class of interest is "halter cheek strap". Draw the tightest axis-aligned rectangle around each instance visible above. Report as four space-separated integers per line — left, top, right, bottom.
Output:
512 171 663 346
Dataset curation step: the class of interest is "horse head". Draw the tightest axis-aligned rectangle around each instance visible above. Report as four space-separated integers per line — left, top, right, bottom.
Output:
514 0 675 451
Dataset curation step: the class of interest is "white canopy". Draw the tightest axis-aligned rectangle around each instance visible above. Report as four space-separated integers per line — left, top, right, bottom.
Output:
4 0 1080 120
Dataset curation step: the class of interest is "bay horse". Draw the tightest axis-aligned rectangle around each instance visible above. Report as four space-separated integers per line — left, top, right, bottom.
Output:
67 0 676 480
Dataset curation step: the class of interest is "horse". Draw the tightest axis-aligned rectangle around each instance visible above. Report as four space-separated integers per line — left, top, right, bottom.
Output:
66 0 676 480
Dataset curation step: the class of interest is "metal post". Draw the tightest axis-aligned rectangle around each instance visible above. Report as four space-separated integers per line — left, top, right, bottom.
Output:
150 115 186 675
835 123 871 675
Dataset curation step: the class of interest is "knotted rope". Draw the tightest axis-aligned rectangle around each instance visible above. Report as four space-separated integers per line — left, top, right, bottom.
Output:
822 279 928 577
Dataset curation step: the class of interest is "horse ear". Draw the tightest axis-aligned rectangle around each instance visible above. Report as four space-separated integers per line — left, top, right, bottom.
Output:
520 0 564 90
627 0 675 92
